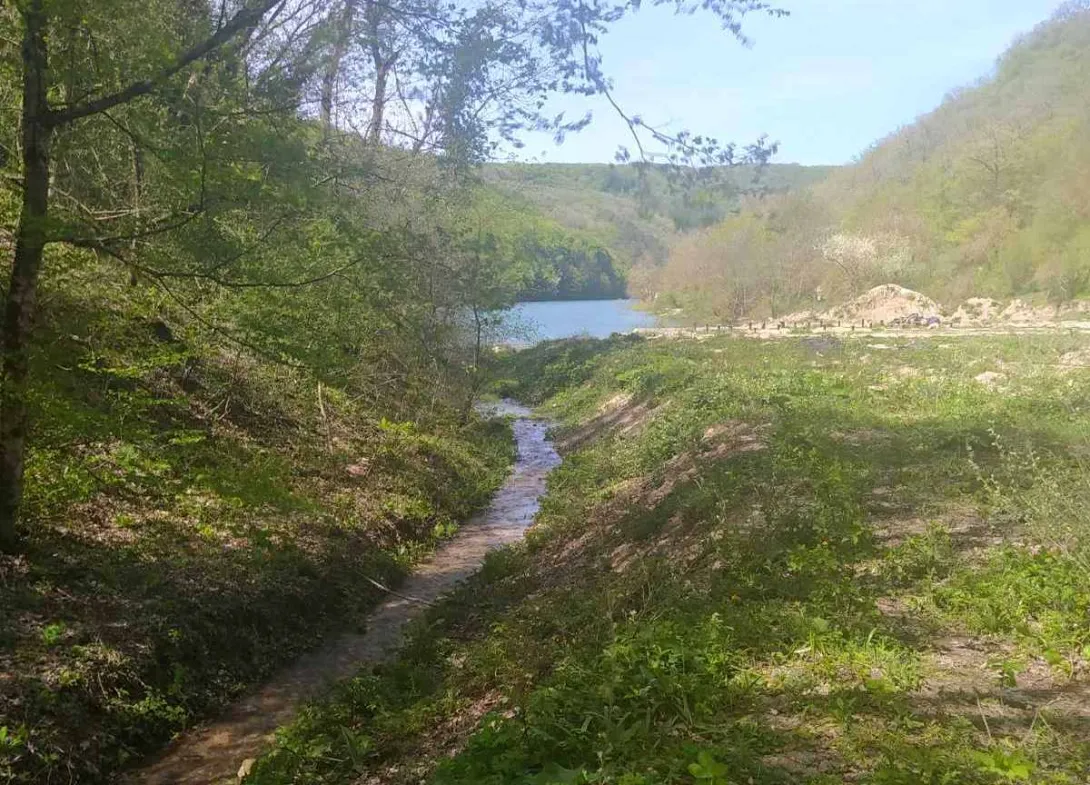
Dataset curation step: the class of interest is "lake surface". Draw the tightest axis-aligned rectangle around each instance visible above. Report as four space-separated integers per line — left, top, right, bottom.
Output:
506 299 658 342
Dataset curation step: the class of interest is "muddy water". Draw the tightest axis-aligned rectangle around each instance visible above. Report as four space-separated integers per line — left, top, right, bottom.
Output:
133 402 558 785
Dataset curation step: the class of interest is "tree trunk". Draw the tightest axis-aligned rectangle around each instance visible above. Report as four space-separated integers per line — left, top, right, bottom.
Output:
364 0 392 147
366 49 390 145
319 0 359 131
128 141 144 285
1 0 52 552
472 304 483 372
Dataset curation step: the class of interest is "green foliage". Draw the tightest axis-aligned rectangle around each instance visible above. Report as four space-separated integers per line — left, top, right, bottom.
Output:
453 186 628 303
972 747 1035 782
880 525 956 587
0 251 516 783
482 162 833 302
688 751 732 785
934 548 1090 654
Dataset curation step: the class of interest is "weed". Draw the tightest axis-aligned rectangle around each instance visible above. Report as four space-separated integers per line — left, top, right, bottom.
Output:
0 265 515 783
252 334 1090 785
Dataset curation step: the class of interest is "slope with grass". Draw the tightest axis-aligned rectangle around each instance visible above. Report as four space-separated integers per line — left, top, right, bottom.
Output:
252 332 1090 785
655 2 1090 320
0 250 514 785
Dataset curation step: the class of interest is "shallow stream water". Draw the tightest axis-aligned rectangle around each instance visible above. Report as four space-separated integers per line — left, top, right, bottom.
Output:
134 402 559 784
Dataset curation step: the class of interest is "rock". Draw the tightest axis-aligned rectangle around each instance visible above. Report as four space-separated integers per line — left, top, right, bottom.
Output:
823 284 942 325
238 758 256 781
345 458 371 477
1059 350 1090 367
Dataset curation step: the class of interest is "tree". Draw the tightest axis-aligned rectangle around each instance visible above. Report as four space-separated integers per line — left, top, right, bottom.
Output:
1 0 787 552
0 0 291 551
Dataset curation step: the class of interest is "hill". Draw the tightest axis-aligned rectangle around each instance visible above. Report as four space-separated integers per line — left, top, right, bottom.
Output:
458 185 630 302
483 162 837 273
652 2 1090 321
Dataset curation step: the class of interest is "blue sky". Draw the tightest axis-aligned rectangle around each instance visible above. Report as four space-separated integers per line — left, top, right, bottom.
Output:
513 0 1068 165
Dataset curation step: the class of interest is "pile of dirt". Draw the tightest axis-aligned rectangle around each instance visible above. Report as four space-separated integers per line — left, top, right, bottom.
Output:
1060 300 1090 318
823 284 942 325
1000 298 1058 324
780 309 817 326
974 371 1006 387
950 297 1002 325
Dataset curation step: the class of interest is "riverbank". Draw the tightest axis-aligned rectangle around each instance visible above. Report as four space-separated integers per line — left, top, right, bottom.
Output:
0 318 513 785
250 332 1090 784
635 320 1090 340
132 403 559 784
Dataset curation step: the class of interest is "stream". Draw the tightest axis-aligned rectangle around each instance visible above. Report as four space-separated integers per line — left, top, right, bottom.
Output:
134 401 560 784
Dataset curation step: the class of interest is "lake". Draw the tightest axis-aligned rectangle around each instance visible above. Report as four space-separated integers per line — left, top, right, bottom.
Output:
506 299 658 342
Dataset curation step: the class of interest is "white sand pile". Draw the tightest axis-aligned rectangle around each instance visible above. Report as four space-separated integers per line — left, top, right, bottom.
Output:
823 284 942 325
1000 299 1058 324
780 310 816 325
951 297 1002 325
974 371 1006 387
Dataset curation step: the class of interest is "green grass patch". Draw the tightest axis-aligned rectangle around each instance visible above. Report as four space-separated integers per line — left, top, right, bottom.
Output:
252 333 1090 785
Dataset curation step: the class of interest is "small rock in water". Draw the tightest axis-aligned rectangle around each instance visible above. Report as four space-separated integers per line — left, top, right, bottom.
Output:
238 758 256 781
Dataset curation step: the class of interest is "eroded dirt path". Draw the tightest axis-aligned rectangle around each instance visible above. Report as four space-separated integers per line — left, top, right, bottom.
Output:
130 402 559 785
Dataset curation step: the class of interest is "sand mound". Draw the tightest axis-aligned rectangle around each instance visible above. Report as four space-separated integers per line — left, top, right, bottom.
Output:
974 371 1006 387
780 310 816 326
951 297 1002 325
824 284 942 325
1000 299 1058 324
1062 300 1090 316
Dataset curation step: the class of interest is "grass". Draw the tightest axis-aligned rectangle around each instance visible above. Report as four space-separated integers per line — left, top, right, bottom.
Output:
252 331 1090 784
0 262 515 784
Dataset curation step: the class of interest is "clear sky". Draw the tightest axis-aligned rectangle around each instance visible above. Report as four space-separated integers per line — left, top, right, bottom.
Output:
513 0 1069 165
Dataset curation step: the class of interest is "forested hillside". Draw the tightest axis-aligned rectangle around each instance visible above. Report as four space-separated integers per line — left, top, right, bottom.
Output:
0 77 526 785
486 162 836 276
653 2 1090 321
460 186 628 301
